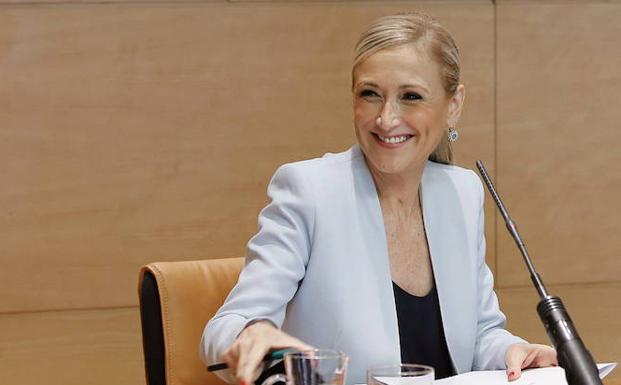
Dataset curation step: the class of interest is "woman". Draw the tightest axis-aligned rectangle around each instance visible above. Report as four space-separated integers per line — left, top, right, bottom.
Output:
200 12 557 385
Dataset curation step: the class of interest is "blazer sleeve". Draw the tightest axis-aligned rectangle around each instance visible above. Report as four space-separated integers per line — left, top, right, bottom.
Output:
471 172 528 370
199 163 315 380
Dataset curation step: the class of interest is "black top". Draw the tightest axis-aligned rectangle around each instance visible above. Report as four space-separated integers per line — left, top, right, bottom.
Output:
393 282 455 380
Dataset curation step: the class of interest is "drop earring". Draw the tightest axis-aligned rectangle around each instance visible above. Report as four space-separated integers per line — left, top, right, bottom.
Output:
448 127 459 142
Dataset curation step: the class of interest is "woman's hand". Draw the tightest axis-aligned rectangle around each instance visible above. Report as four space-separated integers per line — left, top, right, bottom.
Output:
505 343 558 381
222 320 313 385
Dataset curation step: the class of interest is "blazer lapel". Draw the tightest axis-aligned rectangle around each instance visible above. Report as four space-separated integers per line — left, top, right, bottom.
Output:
421 162 476 374
350 145 402 361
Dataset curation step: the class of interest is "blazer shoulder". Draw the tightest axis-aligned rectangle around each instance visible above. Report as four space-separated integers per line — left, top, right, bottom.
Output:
271 145 363 183
427 161 481 186
425 161 483 203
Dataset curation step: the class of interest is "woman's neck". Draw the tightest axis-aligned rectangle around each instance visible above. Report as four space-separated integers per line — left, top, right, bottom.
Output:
368 163 425 217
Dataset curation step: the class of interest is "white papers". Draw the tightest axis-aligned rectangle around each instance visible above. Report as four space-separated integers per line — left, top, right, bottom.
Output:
434 362 617 385
357 363 617 385
434 367 560 385
599 362 618 379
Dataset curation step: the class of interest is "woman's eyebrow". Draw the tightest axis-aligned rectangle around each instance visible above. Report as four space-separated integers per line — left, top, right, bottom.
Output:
354 81 379 89
353 81 430 94
399 83 430 94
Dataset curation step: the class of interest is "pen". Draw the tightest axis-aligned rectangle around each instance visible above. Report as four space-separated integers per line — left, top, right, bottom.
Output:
207 348 295 372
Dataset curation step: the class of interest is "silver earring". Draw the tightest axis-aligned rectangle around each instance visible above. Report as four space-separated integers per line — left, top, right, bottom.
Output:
448 127 459 142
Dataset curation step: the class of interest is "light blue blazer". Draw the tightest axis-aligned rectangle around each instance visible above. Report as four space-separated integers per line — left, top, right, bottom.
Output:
200 145 525 384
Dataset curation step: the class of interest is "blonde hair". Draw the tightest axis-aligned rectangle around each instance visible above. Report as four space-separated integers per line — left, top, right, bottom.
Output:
353 12 461 165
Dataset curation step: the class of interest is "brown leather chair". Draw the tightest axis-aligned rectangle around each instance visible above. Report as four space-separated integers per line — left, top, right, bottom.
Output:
138 258 244 385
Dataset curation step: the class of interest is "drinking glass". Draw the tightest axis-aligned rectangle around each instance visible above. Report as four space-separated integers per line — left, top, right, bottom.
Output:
261 349 349 385
367 364 434 385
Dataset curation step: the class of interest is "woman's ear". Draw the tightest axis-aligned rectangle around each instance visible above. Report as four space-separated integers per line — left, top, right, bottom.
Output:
447 84 466 127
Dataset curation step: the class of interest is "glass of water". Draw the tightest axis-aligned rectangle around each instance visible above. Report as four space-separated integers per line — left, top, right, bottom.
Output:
261 349 349 385
367 364 434 385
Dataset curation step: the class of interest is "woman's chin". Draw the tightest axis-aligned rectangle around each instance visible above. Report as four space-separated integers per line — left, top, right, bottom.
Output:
365 157 410 176
363 151 424 175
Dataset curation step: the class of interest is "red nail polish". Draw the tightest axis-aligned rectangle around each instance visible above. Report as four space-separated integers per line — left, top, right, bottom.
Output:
241 382 247 385
508 371 515 379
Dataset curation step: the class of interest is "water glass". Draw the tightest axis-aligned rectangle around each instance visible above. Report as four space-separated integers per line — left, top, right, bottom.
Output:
261 349 349 385
367 364 434 385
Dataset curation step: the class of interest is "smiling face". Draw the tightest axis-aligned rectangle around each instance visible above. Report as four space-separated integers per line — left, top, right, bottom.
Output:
352 43 464 177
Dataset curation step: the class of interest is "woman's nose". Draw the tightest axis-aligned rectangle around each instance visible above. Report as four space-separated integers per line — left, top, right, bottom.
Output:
375 101 401 131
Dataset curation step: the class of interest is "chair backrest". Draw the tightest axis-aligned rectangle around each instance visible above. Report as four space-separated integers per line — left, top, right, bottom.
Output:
138 258 244 385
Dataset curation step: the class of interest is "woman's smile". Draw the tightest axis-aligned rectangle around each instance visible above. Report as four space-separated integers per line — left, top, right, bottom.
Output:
372 133 416 147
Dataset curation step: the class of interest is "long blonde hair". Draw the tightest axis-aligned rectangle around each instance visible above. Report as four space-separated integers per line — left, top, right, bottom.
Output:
353 12 461 165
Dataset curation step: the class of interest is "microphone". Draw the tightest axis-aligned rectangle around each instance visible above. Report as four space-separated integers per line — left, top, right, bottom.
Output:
475 160 602 385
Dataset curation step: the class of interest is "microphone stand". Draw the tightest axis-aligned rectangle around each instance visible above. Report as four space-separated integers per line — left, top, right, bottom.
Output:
476 160 602 385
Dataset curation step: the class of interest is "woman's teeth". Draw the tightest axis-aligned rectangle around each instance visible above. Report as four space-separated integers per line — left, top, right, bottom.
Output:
377 134 411 144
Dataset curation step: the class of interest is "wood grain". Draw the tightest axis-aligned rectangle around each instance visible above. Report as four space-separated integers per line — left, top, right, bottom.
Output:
0 0 226 3
0 307 144 385
498 283 621 379
495 1 621 287
0 2 495 313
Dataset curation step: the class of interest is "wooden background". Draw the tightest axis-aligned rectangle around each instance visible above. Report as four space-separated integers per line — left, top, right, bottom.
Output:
0 0 619 384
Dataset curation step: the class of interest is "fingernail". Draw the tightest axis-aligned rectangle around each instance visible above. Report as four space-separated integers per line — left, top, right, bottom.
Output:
508 371 515 380
241 382 247 385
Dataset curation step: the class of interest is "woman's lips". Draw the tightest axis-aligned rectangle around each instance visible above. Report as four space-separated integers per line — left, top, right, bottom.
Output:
372 132 415 148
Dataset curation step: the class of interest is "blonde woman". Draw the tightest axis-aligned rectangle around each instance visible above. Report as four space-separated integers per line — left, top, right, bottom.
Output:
200 12 557 385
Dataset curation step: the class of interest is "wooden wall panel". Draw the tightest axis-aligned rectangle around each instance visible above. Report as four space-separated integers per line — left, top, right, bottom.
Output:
0 307 144 385
0 0 225 3
498 283 621 379
0 2 495 313
495 2 621 287
443 4 496 279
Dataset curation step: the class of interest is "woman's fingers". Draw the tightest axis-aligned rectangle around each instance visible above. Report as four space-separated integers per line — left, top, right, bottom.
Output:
529 344 558 368
272 334 313 352
230 323 268 385
506 343 558 381
506 343 529 381
223 320 314 385
236 339 270 385
223 344 240 373
520 348 539 369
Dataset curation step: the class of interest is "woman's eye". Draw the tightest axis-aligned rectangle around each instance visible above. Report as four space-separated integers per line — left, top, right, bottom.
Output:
359 89 379 98
402 92 422 101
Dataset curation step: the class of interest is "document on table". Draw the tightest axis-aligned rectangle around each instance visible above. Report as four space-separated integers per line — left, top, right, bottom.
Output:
359 363 617 385
434 362 617 385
